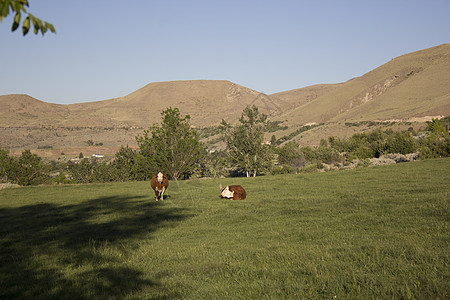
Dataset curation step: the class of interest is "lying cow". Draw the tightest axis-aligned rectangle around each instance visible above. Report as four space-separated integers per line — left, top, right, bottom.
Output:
220 184 246 200
151 172 169 201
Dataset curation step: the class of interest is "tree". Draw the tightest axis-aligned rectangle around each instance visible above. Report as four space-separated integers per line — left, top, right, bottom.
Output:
426 118 448 139
220 105 271 177
136 107 205 181
13 149 49 185
68 158 93 183
275 141 306 173
419 118 450 158
0 0 56 36
111 145 138 182
0 148 15 182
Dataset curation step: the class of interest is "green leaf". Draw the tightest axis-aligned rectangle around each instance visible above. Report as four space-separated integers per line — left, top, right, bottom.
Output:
22 15 30 36
36 17 43 29
0 0 10 19
14 0 23 14
45 21 55 33
31 15 39 34
41 24 47 34
11 12 20 31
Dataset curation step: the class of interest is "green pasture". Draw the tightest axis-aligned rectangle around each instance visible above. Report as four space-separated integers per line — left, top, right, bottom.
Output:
1 158 448 299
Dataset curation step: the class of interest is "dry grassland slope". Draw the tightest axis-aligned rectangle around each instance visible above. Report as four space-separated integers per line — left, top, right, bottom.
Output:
274 44 450 125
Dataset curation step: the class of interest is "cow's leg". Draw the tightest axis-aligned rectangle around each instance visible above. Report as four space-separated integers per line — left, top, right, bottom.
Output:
160 187 165 200
154 190 159 201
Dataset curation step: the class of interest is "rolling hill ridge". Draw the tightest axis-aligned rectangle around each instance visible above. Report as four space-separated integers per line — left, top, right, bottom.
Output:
272 43 450 125
0 44 449 157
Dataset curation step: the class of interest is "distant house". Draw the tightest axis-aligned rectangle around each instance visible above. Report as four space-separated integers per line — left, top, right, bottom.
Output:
92 154 104 158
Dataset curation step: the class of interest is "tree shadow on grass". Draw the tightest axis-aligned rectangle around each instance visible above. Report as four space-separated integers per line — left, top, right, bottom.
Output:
0 195 190 299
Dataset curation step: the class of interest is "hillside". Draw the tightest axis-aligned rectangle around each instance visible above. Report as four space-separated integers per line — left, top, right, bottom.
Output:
0 94 69 127
0 44 449 156
1 81 282 129
269 83 343 111
273 44 450 125
105 80 283 127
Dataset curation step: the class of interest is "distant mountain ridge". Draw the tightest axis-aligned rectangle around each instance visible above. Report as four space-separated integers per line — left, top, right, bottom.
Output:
0 44 449 155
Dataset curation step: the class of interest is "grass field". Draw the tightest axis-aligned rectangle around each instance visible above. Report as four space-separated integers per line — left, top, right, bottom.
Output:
1 158 448 299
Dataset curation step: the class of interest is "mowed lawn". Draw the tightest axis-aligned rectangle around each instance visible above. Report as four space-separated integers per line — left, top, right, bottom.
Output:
0 158 448 299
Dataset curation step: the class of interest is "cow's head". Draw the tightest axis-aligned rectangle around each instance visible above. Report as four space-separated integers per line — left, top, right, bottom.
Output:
220 185 234 198
157 172 164 184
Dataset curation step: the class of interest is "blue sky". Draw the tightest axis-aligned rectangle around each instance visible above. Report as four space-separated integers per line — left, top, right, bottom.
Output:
1 0 449 104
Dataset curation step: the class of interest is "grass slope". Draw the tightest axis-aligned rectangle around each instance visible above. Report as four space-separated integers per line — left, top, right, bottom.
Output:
1 159 449 299
275 44 450 125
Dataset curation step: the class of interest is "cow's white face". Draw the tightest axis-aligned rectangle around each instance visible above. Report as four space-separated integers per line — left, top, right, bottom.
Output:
221 186 234 198
157 172 164 183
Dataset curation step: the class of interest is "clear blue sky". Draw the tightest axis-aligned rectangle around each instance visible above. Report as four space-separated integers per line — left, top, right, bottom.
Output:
1 0 449 104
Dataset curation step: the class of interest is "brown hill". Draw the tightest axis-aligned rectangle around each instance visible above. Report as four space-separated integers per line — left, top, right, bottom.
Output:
0 80 282 129
273 43 450 125
0 94 69 127
269 83 343 111
107 80 283 127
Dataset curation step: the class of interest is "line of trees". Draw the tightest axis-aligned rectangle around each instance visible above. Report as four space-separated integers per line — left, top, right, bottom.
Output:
1 108 449 186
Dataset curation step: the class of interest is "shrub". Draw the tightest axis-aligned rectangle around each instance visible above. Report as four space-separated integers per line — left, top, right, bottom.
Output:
330 129 418 160
12 150 50 185
384 130 417 155
418 135 450 159
300 163 319 173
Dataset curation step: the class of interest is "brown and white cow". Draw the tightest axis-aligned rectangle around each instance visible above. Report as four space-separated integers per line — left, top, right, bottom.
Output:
151 172 169 201
220 184 246 200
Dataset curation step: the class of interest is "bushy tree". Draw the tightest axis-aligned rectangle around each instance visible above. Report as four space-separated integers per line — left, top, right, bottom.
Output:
196 150 228 178
68 158 93 183
426 118 447 138
419 119 450 158
275 141 306 173
315 139 342 164
13 149 49 185
383 130 417 155
329 129 418 160
110 145 139 182
220 105 272 177
136 107 205 180
418 137 450 159
0 148 15 182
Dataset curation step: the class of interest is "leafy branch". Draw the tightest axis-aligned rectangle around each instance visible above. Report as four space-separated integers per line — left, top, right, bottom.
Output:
0 0 56 36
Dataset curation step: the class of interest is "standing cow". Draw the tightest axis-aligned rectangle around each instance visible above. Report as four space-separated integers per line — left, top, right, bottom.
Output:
220 184 246 200
151 172 169 201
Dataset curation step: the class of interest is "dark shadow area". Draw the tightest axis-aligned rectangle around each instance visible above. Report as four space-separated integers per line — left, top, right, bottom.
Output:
0 195 190 299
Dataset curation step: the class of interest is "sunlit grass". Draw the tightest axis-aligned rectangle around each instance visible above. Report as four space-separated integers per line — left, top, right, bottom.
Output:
1 158 448 299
